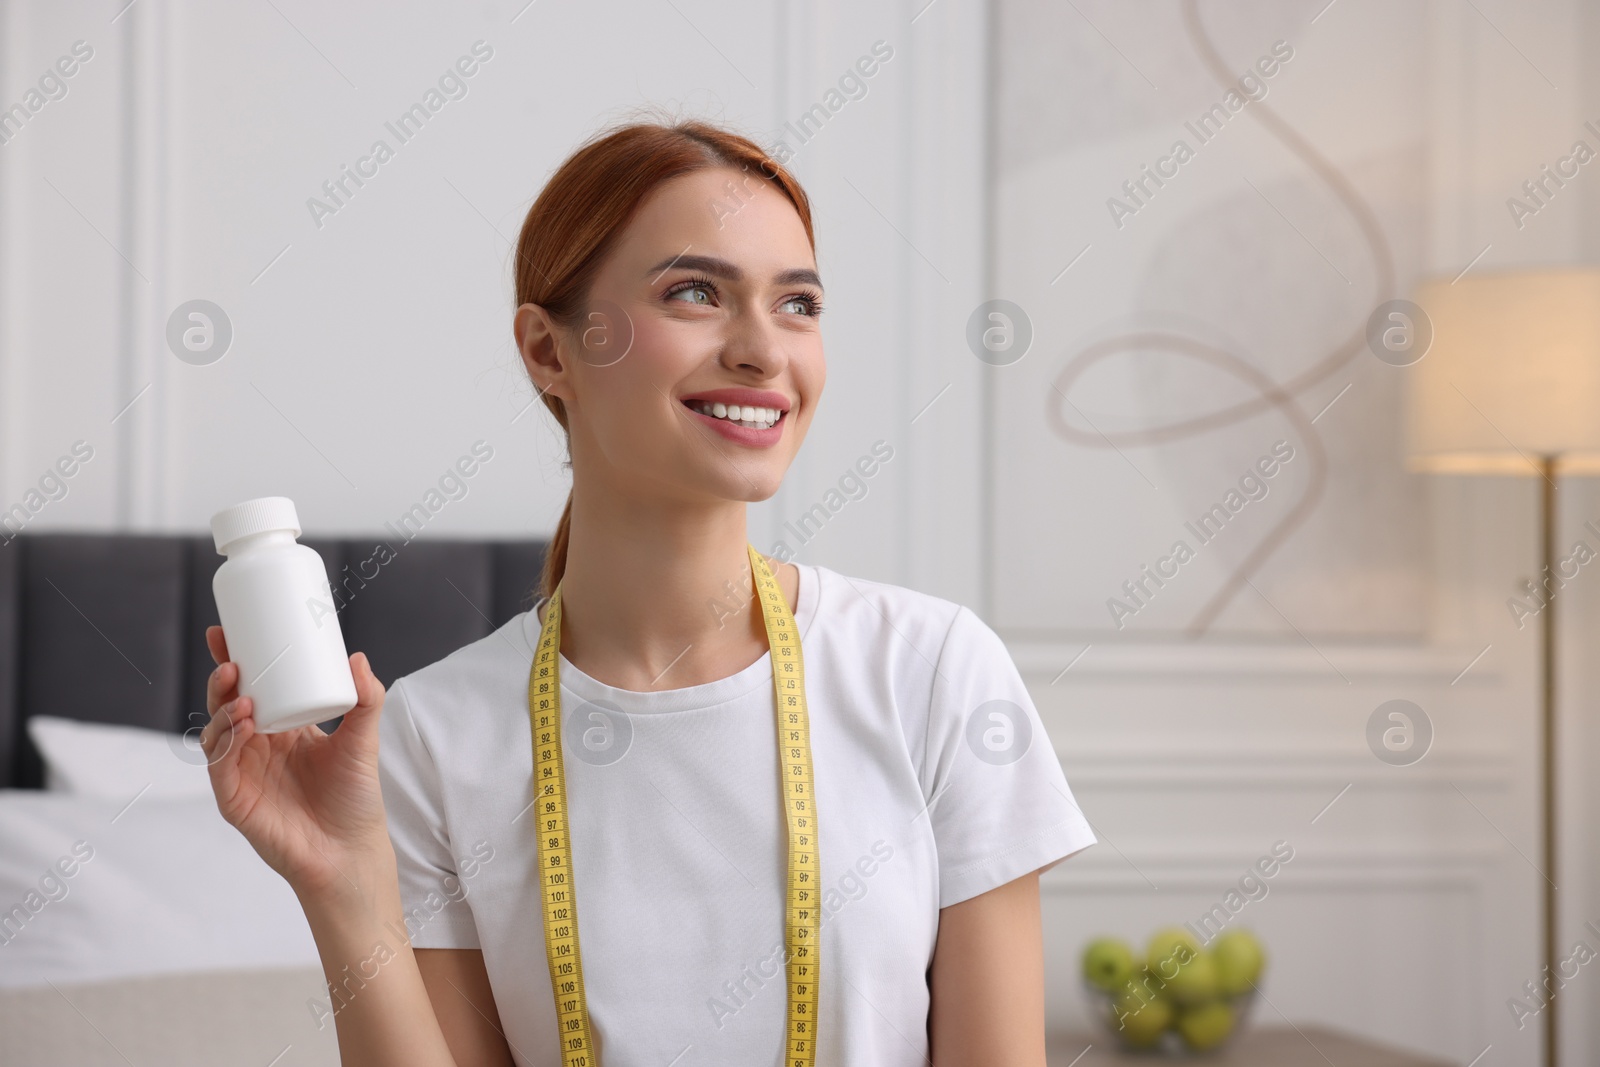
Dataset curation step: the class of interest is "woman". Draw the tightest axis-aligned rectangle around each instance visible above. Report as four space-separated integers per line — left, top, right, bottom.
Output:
199 119 1095 1067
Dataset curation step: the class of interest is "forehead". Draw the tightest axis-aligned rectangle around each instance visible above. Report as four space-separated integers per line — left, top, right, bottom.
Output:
604 166 815 276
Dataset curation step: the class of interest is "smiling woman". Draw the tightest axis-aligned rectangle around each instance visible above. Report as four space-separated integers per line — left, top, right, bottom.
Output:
511 121 826 566
196 118 1094 1067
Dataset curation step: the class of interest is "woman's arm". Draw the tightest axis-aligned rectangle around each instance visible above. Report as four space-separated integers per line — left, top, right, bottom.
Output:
296 856 476 1067
414 949 517 1066
199 628 484 1066
927 870 1048 1067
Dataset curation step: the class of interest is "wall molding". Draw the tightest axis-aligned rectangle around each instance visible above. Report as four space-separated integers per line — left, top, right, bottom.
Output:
769 0 988 607
1010 638 1506 686
1045 847 1500 893
1054 743 1509 789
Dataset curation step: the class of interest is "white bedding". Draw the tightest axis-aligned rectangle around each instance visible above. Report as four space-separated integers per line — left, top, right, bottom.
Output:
0 789 321 989
0 788 341 1063
25 715 217 802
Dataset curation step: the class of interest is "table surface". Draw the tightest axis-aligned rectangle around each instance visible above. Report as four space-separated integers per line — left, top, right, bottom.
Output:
1047 1026 1456 1066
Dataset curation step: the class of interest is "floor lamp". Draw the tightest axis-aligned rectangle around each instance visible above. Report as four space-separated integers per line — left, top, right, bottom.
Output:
1408 268 1600 1067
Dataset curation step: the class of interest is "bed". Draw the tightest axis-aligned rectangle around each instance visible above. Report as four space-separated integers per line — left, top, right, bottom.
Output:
0 531 547 1066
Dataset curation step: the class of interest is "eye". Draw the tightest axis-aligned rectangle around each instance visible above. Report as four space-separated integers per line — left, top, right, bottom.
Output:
779 293 824 317
664 278 718 306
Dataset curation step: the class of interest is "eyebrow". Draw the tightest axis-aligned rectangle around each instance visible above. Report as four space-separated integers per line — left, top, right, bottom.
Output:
644 253 822 290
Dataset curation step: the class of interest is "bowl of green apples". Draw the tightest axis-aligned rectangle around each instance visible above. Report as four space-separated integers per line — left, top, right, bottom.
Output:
1080 926 1265 1054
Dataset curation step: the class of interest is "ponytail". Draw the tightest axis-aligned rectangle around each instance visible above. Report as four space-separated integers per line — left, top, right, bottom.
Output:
538 493 574 602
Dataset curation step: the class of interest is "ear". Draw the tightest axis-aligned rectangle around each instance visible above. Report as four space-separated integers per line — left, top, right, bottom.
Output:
514 303 573 403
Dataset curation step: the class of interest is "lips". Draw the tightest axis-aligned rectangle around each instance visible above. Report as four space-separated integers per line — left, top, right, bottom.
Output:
682 399 781 428
678 388 792 411
677 388 793 448
682 401 786 446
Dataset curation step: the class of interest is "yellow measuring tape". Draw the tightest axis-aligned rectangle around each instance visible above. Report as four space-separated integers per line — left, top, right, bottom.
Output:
528 544 820 1067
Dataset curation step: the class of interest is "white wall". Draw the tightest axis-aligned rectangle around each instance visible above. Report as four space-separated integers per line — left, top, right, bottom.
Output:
6 0 1600 1062
0 0 987 608
988 0 1594 1062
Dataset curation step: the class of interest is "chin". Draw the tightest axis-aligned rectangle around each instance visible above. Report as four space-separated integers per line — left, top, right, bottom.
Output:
714 466 788 504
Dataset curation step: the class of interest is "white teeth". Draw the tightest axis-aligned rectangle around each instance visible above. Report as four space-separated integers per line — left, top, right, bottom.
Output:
687 400 783 430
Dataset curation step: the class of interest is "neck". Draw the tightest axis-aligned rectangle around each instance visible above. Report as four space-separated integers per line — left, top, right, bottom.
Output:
553 483 769 690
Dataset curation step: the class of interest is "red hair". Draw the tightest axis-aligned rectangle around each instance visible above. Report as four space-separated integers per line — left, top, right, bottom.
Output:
514 120 815 601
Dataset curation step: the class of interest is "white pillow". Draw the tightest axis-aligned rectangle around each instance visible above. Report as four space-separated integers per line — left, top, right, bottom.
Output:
0 789 320 988
25 716 215 801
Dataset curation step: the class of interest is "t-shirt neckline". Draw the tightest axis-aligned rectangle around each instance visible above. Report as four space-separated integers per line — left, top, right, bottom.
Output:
521 560 820 715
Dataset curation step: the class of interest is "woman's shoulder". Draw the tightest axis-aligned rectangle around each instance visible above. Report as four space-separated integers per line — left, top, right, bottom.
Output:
802 561 989 667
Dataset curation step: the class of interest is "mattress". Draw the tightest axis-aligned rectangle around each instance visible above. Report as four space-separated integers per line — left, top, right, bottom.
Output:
0 783 340 1064
0 965 342 1066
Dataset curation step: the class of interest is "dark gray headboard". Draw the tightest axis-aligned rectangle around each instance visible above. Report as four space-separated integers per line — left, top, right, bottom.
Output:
0 532 548 789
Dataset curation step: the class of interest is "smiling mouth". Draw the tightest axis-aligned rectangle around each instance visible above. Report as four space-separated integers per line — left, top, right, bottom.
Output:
682 399 785 431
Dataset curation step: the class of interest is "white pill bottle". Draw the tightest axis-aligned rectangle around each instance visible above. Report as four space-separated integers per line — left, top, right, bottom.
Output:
210 496 358 733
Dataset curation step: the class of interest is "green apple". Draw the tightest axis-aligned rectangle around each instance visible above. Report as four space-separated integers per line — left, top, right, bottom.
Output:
1176 1001 1235 1052
1161 948 1220 1006
1081 938 1137 992
1212 929 1266 996
1112 988 1173 1048
1115 964 1165 1006
1145 926 1202 977
1118 970 1163 1010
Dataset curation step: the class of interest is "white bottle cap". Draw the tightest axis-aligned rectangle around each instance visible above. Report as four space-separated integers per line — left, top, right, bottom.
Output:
210 496 302 555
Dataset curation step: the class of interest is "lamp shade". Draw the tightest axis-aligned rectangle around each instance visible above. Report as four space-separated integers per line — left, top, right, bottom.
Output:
1406 268 1600 474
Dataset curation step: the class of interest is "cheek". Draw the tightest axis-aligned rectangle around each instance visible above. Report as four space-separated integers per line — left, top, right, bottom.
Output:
627 314 691 368
792 340 826 420
581 317 693 436
623 319 691 405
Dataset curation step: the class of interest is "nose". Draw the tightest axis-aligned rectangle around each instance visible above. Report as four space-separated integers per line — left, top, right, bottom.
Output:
718 304 787 379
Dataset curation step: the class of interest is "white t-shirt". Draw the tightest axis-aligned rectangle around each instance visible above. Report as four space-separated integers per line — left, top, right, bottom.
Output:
377 560 1096 1066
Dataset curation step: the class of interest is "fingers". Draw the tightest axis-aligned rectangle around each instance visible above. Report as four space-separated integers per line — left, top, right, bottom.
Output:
206 657 239 718
206 625 230 666
201 695 254 798
204 626 238 719
347 652 386 716
201 695 247 749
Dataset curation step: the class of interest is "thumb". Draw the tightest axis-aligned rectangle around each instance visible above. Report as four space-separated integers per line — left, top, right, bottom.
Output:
341 652 386 733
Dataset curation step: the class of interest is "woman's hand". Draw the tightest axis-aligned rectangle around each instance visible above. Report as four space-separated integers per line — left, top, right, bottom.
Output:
199 626 394 904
